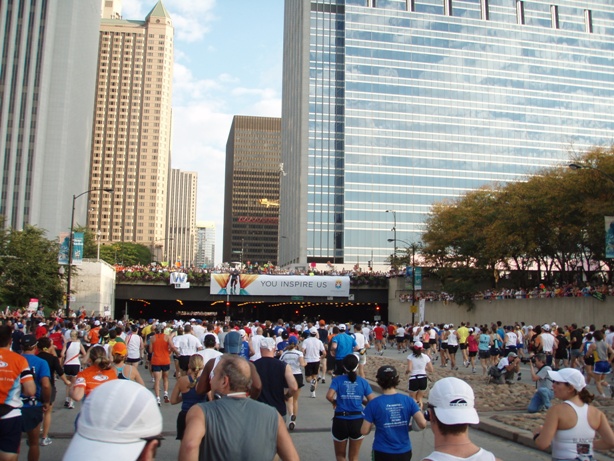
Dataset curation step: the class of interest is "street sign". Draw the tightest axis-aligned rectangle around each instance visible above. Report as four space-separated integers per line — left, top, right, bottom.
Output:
410 304 418 314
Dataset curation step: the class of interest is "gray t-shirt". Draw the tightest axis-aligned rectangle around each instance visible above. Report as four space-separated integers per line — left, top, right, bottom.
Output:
536 365 553 391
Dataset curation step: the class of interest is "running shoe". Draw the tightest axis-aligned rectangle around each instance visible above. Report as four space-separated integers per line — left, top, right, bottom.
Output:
465 360 470 368
517 372 522 381
63 400 69 408
310 379 316 393
472 367 476 373
321 378 326 384
164 393 170 403
40 438 52 447
67 402 75 409
310 391 316 398
289 421 295 431
156 396 161 407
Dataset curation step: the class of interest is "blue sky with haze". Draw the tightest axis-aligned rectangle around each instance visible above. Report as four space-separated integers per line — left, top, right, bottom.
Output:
122 0 284 263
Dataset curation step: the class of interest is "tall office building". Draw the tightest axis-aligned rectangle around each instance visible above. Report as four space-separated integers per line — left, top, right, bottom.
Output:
195 221 216 268
0 0 100 237
88 1 173 253
223 116 282 266
280 0 614 268
166 169 197 267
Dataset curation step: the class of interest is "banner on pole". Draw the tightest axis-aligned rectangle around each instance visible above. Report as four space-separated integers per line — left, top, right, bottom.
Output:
210 274 350 297
606 217 614 259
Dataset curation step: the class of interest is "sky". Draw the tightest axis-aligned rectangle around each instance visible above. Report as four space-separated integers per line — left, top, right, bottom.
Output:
122 0 284 263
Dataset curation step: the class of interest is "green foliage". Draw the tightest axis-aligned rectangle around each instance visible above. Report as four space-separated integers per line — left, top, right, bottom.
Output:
422 146 614 289
98 242 153 266
0 225 64 309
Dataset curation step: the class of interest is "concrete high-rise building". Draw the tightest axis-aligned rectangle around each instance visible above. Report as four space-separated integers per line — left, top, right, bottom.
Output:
88 1 173 252
166 169 197 267
0 0 100 237
280 0 614 268
223 116 282 266
195 221 216 269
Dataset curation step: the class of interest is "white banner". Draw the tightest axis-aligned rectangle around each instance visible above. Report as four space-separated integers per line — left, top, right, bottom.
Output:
210 274 351 297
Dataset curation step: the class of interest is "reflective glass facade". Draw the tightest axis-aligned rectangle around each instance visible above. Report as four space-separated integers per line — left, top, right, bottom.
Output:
280 0 614 268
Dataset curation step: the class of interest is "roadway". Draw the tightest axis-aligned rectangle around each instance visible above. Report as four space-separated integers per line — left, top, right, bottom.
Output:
20 346 559 461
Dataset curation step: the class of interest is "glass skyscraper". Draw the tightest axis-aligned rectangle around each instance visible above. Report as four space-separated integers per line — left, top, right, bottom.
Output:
279 0 614 269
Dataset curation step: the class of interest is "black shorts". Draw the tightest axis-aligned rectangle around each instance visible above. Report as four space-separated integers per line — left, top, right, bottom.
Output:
479 350 491 359
447 345 458 354
21 406 43 433
423 342 431 350
469 351 477 358
152 364 170 372
294 373 304 389
334 360 346 376
305 362 320 377
408 375 428 392
176 409 187 440
373 450 412 461
0 415 22 454
460 343 468 350
396 337 405 343
126 357 140 364
440 343 448 351
331 417 364 442
64 364 80 377
178 355 191 371
429 339 436 345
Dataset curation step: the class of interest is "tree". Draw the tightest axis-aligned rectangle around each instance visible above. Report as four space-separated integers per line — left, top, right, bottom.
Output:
0 225 64 309
99 241 152 266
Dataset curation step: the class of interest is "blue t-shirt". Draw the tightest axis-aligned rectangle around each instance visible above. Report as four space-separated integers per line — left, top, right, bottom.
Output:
21 354 50 406
332 333 357 360
363 393 420 454
330 375 373 420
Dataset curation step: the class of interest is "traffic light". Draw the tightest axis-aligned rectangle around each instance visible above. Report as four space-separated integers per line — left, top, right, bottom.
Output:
225 301 230 307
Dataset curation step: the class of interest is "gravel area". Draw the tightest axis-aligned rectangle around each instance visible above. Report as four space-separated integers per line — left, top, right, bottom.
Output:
363 352 614 456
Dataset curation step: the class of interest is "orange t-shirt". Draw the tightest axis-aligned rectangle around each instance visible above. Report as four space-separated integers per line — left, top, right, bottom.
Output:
74 365 117 396
89 327 101 345
0 349 34 408
150 334 171 366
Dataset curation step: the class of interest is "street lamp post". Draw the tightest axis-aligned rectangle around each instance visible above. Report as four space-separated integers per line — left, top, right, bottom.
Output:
386 210 397 267
65 188 113 318
569 163 614 185
388 238 419 325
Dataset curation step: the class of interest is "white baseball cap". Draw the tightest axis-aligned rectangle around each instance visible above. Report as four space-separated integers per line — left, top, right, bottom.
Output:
63 380 162 461
309 327 318 335
339 324 347 331
428 377 479 425
548 368 586 392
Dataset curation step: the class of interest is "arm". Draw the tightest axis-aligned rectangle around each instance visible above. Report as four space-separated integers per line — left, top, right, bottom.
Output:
594 410 614 451
425 362 434 374
285 364 298 393
299 356 307 368
326 388 337 409
360 419 373 436
178 405 206 461
40 376 52 412
248 361 262 400
331 340 337 357
70 384 86 402
276 413 300 461
21 378 36 398
170 376 186 405
195 358 215 396
131 366 145 386
533 405 561 450
406 358 413 375
412 408 427 430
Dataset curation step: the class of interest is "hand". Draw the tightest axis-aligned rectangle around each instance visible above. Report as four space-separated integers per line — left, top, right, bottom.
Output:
42 403 50 413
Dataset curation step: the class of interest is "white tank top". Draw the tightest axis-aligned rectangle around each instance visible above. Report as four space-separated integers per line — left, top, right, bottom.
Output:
552 401 595 460
64 341 81 366
424 448 496 461
447 330 458 346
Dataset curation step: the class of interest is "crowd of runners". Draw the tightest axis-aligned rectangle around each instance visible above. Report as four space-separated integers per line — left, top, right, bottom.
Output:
2 313 614 460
